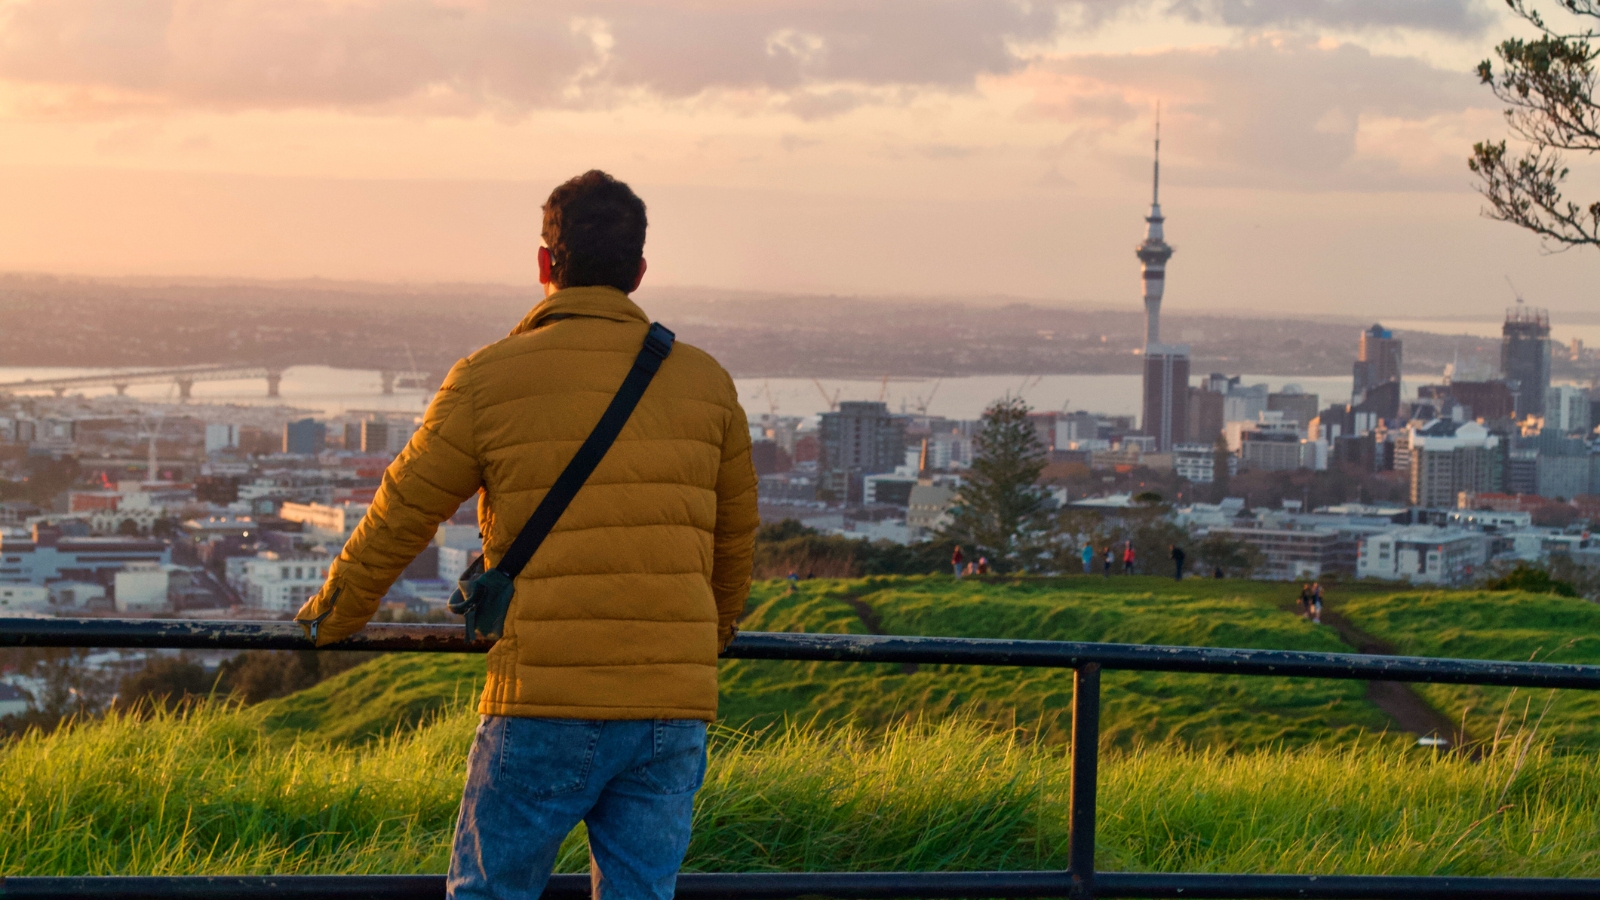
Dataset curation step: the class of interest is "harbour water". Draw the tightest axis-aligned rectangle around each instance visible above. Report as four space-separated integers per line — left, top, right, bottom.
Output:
0 366 1364 422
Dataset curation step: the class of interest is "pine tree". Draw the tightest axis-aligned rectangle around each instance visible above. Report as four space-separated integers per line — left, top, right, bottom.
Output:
1470 1 1600 249
942 396 1050 570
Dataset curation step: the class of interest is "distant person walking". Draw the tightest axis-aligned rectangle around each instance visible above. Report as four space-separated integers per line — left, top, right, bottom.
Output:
1296 584 1311 619
1213 565 1224 579
1081 542 1095 575
952 545 965 578
1102 547 1113 578
1311 582 1324 624
1170 544 1186 581
1122 542 1136 575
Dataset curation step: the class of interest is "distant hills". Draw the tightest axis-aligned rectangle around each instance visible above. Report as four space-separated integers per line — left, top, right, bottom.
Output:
0 273 1529 381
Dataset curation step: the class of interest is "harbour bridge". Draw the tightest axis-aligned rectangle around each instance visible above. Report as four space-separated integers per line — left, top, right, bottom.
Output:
0 365 283 399
0 365 435 400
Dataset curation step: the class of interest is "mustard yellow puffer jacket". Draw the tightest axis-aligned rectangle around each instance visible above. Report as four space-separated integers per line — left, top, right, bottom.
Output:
294 286 760 721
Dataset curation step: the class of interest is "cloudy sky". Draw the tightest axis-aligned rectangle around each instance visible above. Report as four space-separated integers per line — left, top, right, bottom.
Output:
0 0 1592 320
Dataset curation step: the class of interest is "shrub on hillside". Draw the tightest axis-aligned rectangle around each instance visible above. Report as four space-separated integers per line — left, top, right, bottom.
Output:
215 650 372 705
1486 562 1579 597
753 519 954 579
112 658 213 713
1195 531 1264 578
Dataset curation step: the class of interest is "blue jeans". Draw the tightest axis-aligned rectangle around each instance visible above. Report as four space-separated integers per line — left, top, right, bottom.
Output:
447 716 708 900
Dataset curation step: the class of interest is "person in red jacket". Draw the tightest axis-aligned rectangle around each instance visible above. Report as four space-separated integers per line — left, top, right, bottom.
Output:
1122 541 1136 575
952 545 965 578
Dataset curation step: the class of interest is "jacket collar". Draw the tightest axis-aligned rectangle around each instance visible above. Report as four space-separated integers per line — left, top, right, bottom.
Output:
511 286 649 336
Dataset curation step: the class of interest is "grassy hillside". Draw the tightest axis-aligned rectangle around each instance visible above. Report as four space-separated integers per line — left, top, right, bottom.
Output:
11 577 1600 879
4 703 1595 878
720 576 1390 750
1338 590 1600 750
264 575 1393 751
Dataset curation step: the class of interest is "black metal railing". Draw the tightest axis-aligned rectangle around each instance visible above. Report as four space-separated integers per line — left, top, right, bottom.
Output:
4 618 1600 900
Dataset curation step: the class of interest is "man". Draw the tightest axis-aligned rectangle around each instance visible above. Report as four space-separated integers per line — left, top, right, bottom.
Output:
294 170 759 900
952 545 965 578
1080 541 1094 575
1170 544 1186 581
1122 541 1136 575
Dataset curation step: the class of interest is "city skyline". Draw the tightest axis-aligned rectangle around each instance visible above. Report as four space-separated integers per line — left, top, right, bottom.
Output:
0 1 1593 319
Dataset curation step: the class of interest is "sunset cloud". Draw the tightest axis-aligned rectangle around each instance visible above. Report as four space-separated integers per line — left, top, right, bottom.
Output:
0 0 1500 118
1021 34 1489 190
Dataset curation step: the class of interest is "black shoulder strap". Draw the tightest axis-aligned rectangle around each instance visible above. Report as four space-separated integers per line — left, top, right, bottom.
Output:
493 322 675 578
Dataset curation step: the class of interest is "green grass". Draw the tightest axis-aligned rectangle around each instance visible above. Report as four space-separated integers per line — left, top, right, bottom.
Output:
714 575 1391 750
11 576 1600 878
5 703 1597 878
1338 589 1600 750
267 575 1395 751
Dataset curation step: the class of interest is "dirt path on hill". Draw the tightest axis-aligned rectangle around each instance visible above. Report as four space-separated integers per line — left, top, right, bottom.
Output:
839 595 919 674
1313 598 1475 752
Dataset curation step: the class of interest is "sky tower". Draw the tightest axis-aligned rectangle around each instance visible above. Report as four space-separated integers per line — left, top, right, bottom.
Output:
1137 108 1189 452
1136 111 1173 344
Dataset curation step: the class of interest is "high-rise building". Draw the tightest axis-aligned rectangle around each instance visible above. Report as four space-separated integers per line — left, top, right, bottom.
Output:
1352 324 1402 419
1545 384 1591 435
819 401 907 503
283 418 326 455
1502 306 1551 419
1143 350 1190 451
1267 388 1320 431
360 419 390 455
1408 420 1502 508
1135 115 1189 451
1186 384 1225 446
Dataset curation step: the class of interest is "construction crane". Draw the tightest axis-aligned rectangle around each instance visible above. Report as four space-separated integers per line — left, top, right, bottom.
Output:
812 378 841 412
1506 275 1525 305
136 408 167 484
912 380 941 416
760 380 780 416
876 374 890 403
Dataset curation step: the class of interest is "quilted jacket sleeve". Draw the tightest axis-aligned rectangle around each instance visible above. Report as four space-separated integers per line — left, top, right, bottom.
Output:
296 358 483 645
711 385 759 651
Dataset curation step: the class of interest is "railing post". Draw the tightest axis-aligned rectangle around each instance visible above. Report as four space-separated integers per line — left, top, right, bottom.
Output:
1069 663 1100 900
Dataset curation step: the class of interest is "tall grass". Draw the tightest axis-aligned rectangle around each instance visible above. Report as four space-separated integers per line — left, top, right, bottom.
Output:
4 701 1600 878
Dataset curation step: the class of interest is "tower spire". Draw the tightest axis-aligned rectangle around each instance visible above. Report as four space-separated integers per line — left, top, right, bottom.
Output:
1136 102 1172 346
1152 101 1161 206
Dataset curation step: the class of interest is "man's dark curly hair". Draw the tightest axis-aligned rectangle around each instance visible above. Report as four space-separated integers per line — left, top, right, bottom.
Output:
541 170 648 293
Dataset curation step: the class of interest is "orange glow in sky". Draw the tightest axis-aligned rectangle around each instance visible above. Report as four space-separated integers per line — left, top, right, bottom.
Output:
0 0 1592 318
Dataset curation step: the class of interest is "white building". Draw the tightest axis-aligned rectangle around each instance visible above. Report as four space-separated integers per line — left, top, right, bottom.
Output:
923 430 974 470
435 524 483 581
1447 509 1532 530
228 553 331 613
863 470 921 506
205 423 240 454
1546 385 1591 435
1356 527 1490 585
48 580 107 609
0 682 27 717
0 584 50 613
280 501 370 547
906 483 958 540
0 526 170 585
1173 443 1238 484
114 562 170 613
837 518 911 545
1222 383 1269 424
